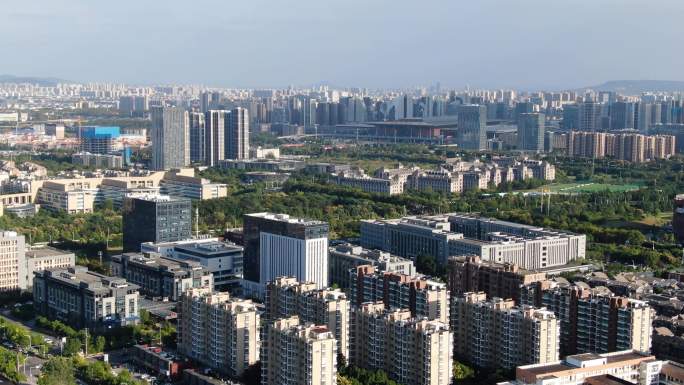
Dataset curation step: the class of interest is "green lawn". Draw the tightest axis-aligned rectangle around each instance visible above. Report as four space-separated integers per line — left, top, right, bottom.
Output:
536 182 643 194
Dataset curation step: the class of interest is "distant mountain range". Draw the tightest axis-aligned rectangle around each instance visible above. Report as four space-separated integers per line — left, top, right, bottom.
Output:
585 80 684 94
0 74 69 86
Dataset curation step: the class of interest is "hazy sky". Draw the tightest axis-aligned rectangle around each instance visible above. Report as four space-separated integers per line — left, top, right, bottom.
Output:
1 0 682 90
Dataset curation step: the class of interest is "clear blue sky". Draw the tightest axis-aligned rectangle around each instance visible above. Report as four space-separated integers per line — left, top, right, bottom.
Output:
1 0 682 89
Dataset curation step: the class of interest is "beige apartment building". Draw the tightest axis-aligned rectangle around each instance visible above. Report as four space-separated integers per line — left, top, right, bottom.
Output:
351 302 453 385
31 168 227 213
177 288 259 378
261 316 337 385
451 292 559 369
349 265 449 323
265 276 350 359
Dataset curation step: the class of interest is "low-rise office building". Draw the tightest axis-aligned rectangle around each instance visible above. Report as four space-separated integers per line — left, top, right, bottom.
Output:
72 152 124 169
110 252 213 300
171 241 243 292
498 351 663 385
361 214 586 269
177 288 259 378
24 246 75 290
351 303 453 385
450 292 559 369
328 243 415 288
33 266 140 329
131 345 187 380
349 264 449 323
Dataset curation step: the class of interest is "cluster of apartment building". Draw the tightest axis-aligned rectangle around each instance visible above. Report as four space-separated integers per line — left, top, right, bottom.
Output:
332 157 556 195
4 167 227 214
361 213 586 269
552 131 676 163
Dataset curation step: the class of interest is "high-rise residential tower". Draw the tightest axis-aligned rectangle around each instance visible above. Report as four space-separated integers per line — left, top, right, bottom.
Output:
177 288 259 377
456 104 487 150
261 316 337 385
517 112 545 152
226 107 249 160
265 276 350 360
188 112 206 164
351 303 453 385
205 110 226 166
151 106 189 170
450 292 560 369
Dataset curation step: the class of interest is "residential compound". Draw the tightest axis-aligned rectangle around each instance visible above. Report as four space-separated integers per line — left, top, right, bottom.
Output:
332 157 555 195
551 131 676 162
498 351 663 385
242 213 329 295
265 276 350 359
110 252 213 300
22 168 226 214
349 264 449 323
351 303 453 385
261 316 337 385
450 292 559 369
33 266 140 329
177 288 259 378
361 213 586 269
328 242 415 288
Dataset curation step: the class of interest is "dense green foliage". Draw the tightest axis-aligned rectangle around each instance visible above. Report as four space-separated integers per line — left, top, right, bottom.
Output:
38 356 143 385
338 366 399 385
37 309 175 352
0 345 25 383
0 317 49 354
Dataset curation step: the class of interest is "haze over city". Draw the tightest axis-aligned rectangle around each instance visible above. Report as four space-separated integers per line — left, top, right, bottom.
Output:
2 0 684 89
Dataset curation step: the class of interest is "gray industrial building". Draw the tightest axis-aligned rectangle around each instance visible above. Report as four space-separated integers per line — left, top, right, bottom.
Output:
33 266 140 329
110 252 213 301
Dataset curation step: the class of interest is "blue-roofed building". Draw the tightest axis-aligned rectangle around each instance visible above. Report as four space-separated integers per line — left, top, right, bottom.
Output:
80 126 121 154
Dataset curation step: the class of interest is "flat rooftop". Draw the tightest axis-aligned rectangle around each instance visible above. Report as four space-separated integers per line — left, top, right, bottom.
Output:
26 246 74 259
245 212 326 226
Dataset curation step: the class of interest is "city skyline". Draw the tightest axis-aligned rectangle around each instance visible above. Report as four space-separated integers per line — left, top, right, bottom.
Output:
2 0 684 89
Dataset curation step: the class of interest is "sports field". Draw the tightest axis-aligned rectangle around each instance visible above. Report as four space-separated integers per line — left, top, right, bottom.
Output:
535 182 643 194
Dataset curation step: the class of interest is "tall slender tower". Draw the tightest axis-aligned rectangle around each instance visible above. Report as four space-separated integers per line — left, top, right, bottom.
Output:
151 106 189 170
188 112 206 164
226 107 249 160
205 110 227 166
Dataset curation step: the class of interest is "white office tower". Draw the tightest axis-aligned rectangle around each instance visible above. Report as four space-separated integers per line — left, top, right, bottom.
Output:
243 213 329 294
226 107 249 160
151 106 189 170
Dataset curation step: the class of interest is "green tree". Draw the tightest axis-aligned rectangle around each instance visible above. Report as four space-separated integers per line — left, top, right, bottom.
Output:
63 337 82 356
38 357 76 385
